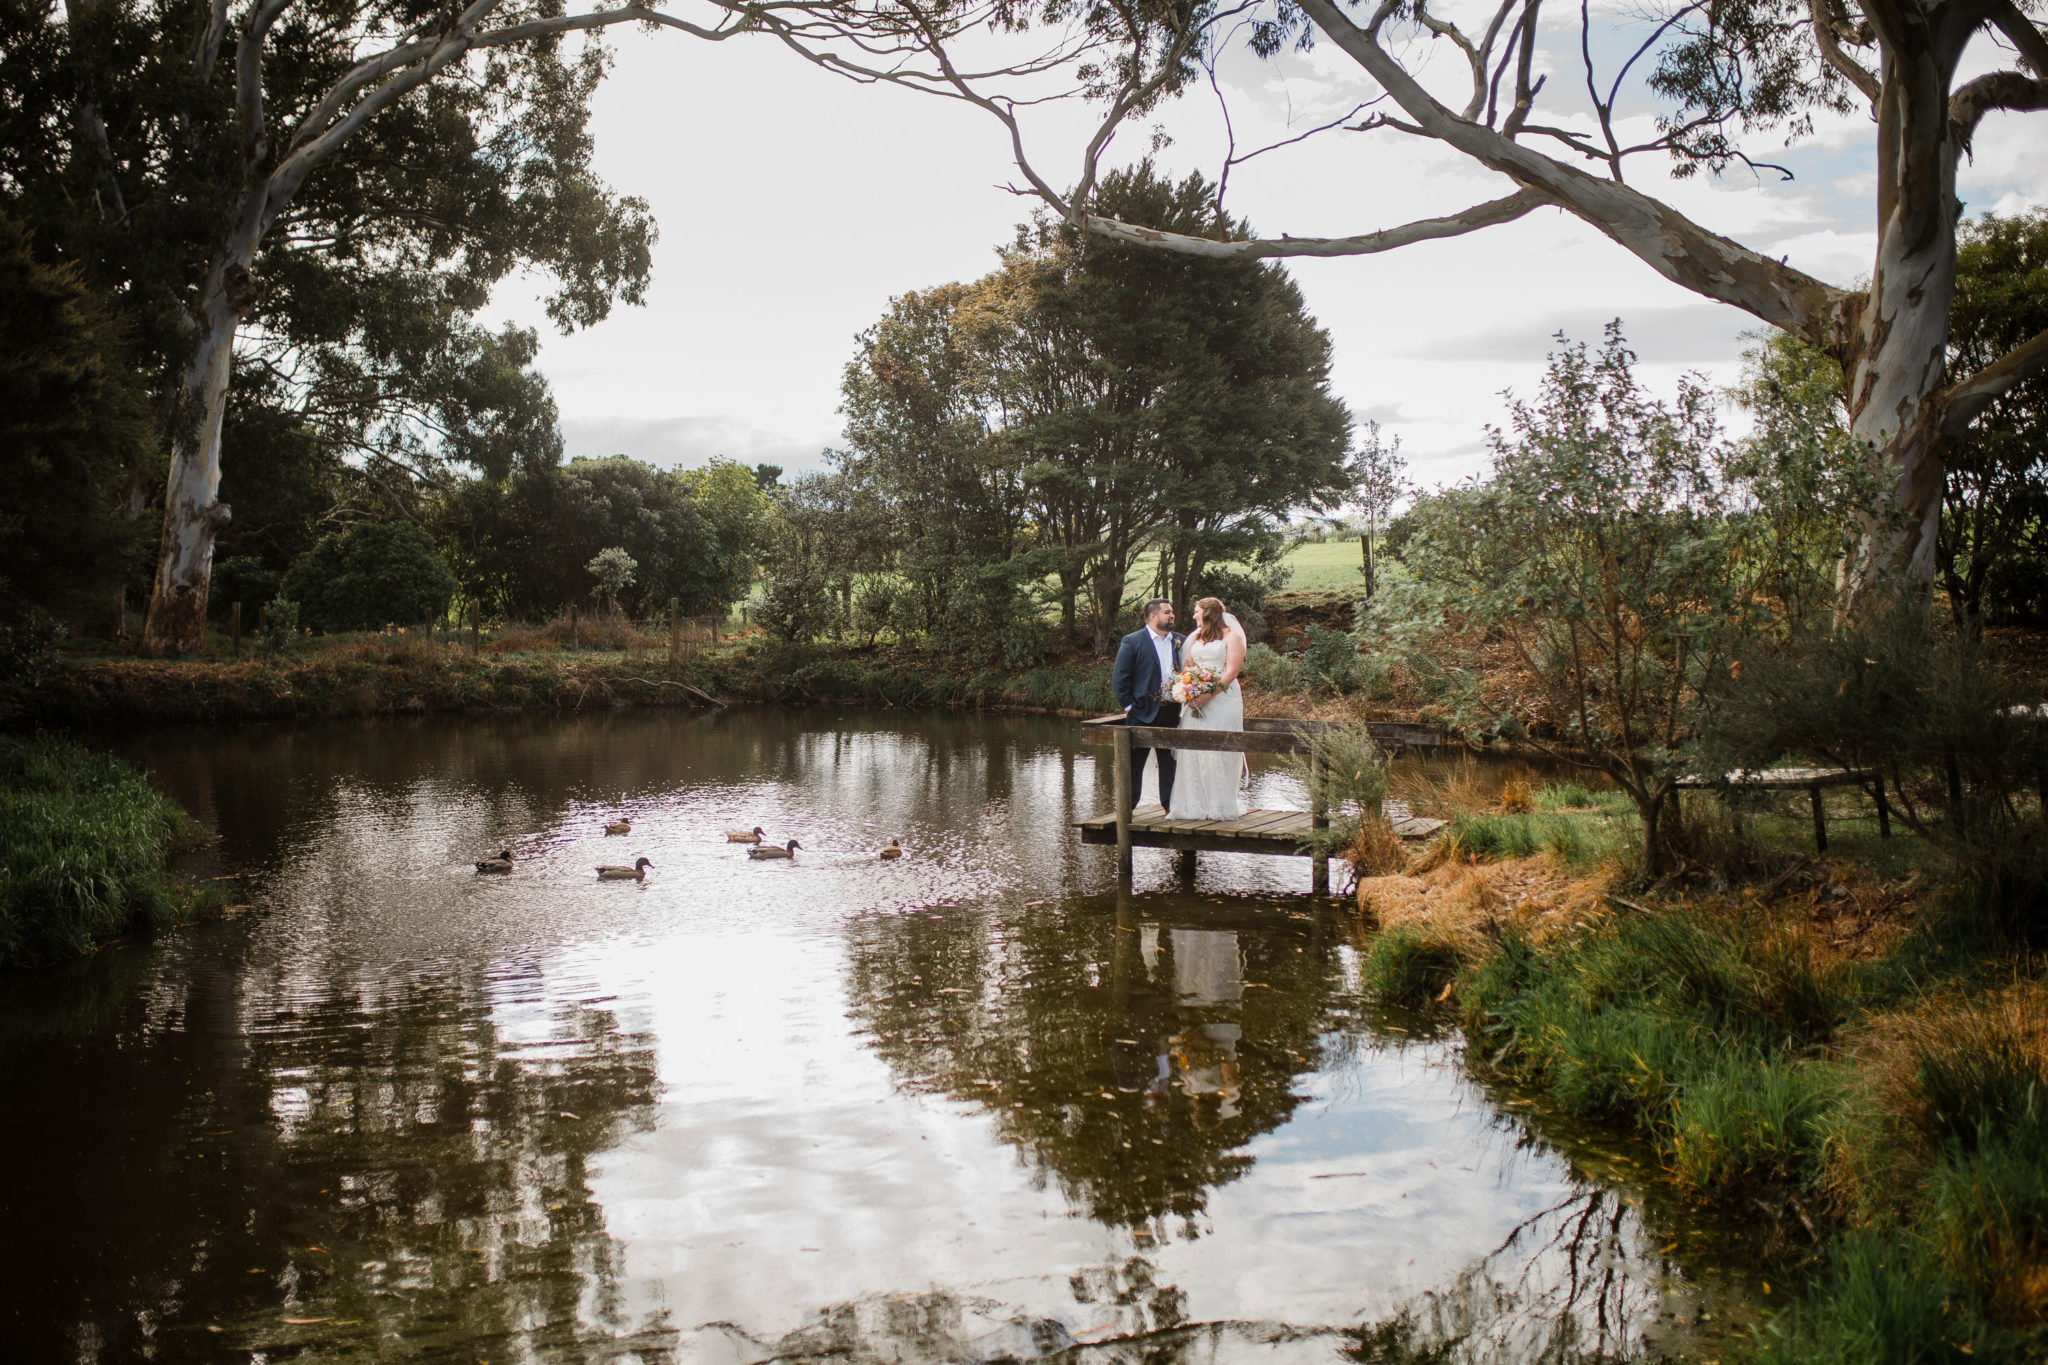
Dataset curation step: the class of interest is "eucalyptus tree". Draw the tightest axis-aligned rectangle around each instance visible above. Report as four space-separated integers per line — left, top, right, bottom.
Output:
758 0 2048 607
0 0 928 654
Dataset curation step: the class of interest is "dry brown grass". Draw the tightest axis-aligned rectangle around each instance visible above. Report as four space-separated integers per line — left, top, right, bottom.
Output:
1356 853 1617 951
1340 815 1406 882
1498 777 1533 813
487 614 661 655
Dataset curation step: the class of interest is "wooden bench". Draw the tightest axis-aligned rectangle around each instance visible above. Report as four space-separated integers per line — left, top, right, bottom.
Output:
1672 767 1888 852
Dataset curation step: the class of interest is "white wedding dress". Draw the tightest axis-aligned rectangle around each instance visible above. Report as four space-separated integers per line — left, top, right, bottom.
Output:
1172 621 1246 820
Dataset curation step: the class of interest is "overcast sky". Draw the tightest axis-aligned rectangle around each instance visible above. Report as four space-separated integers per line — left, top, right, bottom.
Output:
482 7 2046 496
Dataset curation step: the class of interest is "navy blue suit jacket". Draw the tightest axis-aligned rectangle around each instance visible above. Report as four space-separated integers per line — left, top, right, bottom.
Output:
1112 627 1184 725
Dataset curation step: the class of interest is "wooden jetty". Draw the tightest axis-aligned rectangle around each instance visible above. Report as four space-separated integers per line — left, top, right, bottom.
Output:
1074 715 1447 894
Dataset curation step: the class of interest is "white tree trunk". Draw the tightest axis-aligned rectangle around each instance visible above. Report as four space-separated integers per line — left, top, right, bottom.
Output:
142 270 244 654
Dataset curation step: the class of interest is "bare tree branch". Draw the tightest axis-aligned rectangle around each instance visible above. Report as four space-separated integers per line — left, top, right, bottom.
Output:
1809 0 1881 103
1990 0 2048 76
1292 0 1848 339
1939 325 2048 440
1949 69 2048 152
1081 186 1550 258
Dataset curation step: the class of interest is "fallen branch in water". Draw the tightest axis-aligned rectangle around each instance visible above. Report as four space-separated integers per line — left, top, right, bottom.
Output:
613 676 728 707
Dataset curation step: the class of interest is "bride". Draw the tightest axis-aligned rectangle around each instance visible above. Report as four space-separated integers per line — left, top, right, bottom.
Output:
1173 596 1247 821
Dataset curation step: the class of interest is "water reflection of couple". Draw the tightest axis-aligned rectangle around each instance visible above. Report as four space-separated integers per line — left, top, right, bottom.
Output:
1110 597 1247 820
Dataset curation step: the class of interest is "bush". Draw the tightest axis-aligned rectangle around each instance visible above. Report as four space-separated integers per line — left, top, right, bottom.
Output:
1284 720 1390 858
1300 622 1359 691
261 596 300 654
0 735 185 967
1241 642 1304 692
1446 811 1594 865
1534 780 1597 810
1361 926 1463 1009
284 521 457 632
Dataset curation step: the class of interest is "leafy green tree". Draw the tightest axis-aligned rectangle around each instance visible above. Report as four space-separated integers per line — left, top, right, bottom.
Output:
1004 163 1351 648
0 0 666 652
678 459 775 618
1398 326 1818 873
284 522 456 632
0 213 154 617
1349 422 1408 599
1940 210 2048 634
839 282 1038 658
586 547 636 615
755 475 841 644
1725 330 1885 631
885 0 2048 606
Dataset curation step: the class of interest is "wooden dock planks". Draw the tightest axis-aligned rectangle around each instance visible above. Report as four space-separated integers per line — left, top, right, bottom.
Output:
1075 804 1445 853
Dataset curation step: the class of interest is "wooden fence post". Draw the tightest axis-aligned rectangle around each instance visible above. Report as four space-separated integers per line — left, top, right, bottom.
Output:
230 602 241 658
1310 750 1330 895
471 604 480 656
669 597 680 663
569 604 578 651
1114 726 1134 890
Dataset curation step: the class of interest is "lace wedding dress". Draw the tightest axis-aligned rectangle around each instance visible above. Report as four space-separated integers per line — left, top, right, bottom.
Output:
1172 624 1245 820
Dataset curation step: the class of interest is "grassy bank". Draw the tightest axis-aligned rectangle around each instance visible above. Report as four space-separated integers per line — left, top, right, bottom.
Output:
27 634 1121 726
1352 781 2048 1361
0 735 212 969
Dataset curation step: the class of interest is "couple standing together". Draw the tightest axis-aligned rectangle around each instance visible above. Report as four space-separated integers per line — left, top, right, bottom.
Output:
1111 596 1248 821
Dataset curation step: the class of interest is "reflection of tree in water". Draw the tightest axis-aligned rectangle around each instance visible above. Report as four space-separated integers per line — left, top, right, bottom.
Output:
843 896 1347 1231
0 938 669 1364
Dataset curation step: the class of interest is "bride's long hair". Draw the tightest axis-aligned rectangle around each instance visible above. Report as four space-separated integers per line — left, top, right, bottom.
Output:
1193 597 1228 644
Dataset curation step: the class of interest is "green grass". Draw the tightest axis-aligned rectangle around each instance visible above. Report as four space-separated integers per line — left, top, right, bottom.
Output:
1448 895 2048 1362
0 735 190 968
1443 808 1626 867
1122 539 1372 601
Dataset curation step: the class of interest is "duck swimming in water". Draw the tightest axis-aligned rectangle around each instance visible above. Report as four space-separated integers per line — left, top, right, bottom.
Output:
605 818 632 836
596 857 653 880
725 826 766 843
475 849 515 874
878 838 902 861
748 839 801 860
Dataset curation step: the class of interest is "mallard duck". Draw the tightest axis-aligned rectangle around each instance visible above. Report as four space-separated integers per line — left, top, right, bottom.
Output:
748 839 801 860
475 849 515 874
596 857 652 880
878 838 902 861
725 826 766 843
605 817 632 836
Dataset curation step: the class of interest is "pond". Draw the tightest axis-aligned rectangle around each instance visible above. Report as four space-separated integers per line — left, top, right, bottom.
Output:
0 708 1765 1364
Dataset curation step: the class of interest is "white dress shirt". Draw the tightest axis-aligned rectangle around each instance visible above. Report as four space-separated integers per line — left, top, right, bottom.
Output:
1149 625 1175 693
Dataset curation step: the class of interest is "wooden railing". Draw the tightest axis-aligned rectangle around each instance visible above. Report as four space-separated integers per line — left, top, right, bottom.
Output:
1075 714 1446 892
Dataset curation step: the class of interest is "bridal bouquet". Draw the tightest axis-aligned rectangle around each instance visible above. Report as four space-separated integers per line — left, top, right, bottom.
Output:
1164 662 1223 706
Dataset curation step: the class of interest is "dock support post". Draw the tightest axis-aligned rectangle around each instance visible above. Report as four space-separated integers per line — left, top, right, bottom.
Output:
1310 752 1330 896
1177 849 1197 885
1810 784 1828 852
1114 726 1134 889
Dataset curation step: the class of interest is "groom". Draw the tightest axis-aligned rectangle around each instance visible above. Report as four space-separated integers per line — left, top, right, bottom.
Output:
1111 598 1183 813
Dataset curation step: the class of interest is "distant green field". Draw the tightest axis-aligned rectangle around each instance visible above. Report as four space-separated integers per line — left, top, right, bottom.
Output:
1125 539 1368 599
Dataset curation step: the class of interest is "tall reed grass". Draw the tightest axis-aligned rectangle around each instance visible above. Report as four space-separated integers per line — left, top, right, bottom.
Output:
0 735 188 968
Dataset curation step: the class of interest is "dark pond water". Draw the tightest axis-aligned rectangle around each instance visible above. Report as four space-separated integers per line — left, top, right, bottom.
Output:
1 709 1767 1364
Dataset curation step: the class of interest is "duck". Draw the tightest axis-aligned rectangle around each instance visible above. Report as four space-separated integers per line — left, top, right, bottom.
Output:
878 838 903 861
604 817 632 836
475 849 515 874
725 826 767 843
748 839 802 860
596 857 653 880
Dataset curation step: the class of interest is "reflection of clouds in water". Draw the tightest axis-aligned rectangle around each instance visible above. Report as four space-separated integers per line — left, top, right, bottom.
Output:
24 709 1764 1365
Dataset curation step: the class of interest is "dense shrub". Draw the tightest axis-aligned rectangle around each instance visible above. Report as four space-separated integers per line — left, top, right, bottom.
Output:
0 735 185 967
284 522 457 632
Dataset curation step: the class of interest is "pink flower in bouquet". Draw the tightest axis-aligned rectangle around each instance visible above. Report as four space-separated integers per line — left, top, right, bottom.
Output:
1165 662 1222 706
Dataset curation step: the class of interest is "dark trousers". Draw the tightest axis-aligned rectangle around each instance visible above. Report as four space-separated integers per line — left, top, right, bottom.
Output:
1127 702 1181 811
